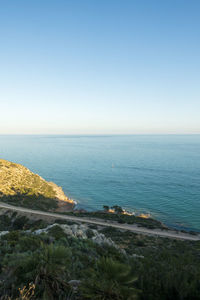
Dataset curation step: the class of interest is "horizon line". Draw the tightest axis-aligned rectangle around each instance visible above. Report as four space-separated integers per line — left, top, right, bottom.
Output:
0 133 200 136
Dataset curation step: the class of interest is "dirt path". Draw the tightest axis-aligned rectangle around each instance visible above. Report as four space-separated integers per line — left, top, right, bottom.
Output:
0 202 199 241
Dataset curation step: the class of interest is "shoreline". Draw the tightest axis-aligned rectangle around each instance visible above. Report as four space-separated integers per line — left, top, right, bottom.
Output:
0 201 199 241
72 203 200 234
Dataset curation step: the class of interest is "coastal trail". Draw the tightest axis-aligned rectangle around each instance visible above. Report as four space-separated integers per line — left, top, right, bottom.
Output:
0 202 199 241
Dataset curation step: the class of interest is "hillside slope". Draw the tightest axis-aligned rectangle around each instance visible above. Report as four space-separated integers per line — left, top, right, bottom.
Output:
0 159 74 211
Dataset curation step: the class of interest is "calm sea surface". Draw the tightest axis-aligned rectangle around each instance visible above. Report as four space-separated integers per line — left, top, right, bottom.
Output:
0 135 200 231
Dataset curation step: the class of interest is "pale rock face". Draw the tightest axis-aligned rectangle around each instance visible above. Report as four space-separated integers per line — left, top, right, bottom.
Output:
0 231 9 237
79 224 87 231
60 225 73 236
1 223 127 255
76 229 87 239
68 280 81 291
33 223 123 251
34 224 55 235
71 224 78 234
92 234 116 247
132 254 144 259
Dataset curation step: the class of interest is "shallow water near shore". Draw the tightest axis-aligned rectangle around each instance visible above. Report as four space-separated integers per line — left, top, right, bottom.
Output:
0 134 200 231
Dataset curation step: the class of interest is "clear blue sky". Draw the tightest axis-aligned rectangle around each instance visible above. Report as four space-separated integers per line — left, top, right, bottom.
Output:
0 0 200 134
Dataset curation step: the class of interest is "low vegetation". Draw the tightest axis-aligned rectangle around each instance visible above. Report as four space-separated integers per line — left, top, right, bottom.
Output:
0 211 199 299
64 209 167 230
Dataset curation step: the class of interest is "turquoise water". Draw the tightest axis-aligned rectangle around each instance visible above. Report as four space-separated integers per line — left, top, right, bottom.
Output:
0 135 200 231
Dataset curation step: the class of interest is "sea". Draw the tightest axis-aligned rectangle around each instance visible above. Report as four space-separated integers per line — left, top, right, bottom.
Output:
0 134 200 231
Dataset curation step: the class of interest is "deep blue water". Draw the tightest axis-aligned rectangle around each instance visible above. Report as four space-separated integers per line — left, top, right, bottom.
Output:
0 135 200 231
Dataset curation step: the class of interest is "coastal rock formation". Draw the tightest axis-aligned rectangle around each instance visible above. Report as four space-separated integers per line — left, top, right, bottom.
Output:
0 159 74 211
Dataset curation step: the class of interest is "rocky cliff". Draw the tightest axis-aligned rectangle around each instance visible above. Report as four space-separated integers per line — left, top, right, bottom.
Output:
0 159 74 211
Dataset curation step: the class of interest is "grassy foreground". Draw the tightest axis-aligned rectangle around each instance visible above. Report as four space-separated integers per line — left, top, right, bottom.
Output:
0 210 199 299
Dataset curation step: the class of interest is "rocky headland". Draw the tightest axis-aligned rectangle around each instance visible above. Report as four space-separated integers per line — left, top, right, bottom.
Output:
0 159 75 211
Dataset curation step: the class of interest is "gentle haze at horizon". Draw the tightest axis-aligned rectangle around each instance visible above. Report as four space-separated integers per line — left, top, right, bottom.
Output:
1 0 200 134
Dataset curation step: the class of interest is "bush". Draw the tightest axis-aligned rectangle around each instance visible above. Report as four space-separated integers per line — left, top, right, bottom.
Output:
12 216 29 230
48 225 66 240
